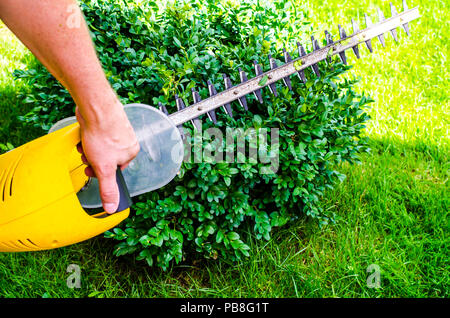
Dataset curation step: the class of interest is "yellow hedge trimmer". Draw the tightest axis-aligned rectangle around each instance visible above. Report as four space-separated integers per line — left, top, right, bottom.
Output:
0 2 420 252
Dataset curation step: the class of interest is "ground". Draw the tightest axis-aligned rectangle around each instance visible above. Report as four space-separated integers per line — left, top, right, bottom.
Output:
0 0 447 297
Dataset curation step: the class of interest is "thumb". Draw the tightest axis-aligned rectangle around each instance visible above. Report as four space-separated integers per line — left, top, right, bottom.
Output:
95 166 119 213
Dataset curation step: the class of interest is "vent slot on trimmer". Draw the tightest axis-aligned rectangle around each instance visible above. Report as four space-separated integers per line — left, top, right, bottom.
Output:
0 153 22 202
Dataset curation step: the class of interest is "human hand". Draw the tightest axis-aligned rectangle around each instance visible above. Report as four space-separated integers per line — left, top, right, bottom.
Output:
75 99 140 213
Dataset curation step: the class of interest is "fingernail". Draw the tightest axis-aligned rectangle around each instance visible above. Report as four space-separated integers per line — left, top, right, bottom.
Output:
104 203 117 213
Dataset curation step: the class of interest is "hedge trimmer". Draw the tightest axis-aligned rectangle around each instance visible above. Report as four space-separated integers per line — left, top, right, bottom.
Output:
0 1 420 252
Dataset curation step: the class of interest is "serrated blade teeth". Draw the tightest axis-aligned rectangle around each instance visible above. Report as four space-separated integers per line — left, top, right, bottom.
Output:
238 67 247 81
324 30 334 63
402 20 411 36
282 49 298 85
402 0 411 36
161 101 184 138
237 68 249 110
283 48 292 62
337 25 348 65
325 30 334 45
338 24 347 38
222 74 242 113
365 40 374 53
270 53 292 91
310 36 321 77
207 80 215 94
164 3 421 130
364 13 373 27
295 43 308 83
192 87 217 124
217 76 233 117
376 8 387 47
364 14 374 53
378 7 385 21
389 3 399 42
158 102 169 115
191 89 214 126
311 35 320 51
266 55 278 96
193 82 215 123
352 18 360 32
176 94 202 131
175 94 184 110
390 28 399 42
351 19 361 58
298 42 307 56
390 2 398 15
252 61 264 103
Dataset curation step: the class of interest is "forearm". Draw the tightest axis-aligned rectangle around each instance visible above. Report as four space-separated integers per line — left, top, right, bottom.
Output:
1 0 139 213
0 0 117 126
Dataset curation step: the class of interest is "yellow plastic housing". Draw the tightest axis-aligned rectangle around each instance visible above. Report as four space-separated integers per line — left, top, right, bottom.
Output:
0 122 129 252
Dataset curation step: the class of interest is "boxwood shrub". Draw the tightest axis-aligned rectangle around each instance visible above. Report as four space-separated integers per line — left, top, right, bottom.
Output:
13 0 372 269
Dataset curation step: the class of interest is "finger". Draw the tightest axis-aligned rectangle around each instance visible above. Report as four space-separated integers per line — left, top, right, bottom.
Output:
81 154 89 165
84 166 96 178
77 142 83 154
95 166 119 214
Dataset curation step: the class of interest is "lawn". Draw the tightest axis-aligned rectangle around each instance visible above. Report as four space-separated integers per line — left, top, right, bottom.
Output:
0 0 448 298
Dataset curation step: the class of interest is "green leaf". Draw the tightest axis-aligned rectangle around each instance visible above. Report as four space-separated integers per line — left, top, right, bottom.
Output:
139 235 151 246
258 75 268 86
216 231 224 243
170 229 184 243
173 37 182 48
151 235 164 247
227 232 240 241
253 115 263 127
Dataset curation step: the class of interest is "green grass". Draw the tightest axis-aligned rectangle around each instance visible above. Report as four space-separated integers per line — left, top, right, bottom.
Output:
305 0 449 154
0 26 42 147
0 0 448 298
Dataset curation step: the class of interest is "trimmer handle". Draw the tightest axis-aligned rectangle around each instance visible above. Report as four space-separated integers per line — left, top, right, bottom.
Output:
115 167 132 212
0 122 131 252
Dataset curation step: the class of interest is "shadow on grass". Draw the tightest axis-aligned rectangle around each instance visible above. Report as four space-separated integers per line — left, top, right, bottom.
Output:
0 81 43 148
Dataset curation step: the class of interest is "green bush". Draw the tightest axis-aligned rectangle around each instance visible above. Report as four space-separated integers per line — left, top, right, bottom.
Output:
14 0 372 269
